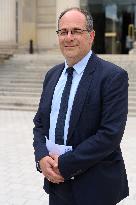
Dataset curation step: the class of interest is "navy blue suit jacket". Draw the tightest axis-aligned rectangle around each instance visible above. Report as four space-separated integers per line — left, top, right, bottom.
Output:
33 53 129 205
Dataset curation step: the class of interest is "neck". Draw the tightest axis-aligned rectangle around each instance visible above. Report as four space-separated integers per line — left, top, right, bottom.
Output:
66 57 81 67
66 50 92 67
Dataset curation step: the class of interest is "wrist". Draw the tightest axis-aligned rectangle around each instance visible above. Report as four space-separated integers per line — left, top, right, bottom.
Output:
36 161 42 172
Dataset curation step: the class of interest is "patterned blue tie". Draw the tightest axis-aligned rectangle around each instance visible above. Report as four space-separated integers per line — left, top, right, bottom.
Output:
55 67 74 145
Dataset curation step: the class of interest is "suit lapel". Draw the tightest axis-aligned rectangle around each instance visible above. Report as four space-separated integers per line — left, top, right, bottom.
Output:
67 53 98 144
45 64 64 109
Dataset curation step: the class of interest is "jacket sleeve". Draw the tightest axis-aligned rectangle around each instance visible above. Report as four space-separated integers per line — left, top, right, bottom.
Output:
33 72 50 168
58 69 128 179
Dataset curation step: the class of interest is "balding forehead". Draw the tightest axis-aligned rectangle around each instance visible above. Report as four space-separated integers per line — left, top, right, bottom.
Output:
60 9 86 20
59 10 86 28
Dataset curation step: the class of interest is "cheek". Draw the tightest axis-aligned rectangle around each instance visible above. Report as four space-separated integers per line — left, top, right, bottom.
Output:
58 37 64 44
59 39 63 45
82 38 91 48
59 40 65 50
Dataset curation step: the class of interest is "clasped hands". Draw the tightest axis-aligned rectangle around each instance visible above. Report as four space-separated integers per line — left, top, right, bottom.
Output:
39 153 64 184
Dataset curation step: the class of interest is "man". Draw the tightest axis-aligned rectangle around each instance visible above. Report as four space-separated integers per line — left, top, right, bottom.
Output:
33 7 129 205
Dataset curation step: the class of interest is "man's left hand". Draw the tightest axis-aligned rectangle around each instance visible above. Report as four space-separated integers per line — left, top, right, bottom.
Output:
49 153 63 177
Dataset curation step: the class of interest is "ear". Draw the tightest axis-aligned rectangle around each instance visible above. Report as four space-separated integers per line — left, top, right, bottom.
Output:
90 30 95 42
90 30 95 41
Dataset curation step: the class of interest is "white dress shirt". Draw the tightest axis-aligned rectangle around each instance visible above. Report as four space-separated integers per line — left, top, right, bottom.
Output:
49 50 92 145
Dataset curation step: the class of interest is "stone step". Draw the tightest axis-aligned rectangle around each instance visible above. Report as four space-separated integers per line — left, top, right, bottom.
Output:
0 95 39 107
129 83 136 87
129 88 136 91
0 91 135 100
128 87 136 91
129 102 136 107
0 80 43 86
128 106 136 117
129 94 136 99
0 71 45 75
0 91 40 97
0 86 42 93
128 102 136 107
0 72 45 77
0 94 135 105
128 90 136 96
0 104 37 112
0 70 135 79
0 80 43 85
130 81 136 83
129 92 136 97
0 73 46 79
0 84 135 92
0 82 42 88
0 53 136 115
0 101 135 116
0 102 135 116
130 85 136 89
0 78 135 85
128 101 136 107
1 84 135 91
0 69 47 74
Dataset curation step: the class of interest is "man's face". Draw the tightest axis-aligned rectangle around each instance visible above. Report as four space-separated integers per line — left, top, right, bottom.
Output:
58 10 95 66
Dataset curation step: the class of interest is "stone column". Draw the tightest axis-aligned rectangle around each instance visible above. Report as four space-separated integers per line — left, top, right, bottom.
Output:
18 0 37 52
0 0 16 47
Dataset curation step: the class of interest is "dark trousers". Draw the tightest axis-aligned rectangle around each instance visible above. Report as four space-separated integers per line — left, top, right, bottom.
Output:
49 181 117 205
49 180 76 205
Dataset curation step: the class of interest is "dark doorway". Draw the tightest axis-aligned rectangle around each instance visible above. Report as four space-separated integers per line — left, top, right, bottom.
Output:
92 12 105 54
88 4 105 54
87 2 135 54
121 12 134 53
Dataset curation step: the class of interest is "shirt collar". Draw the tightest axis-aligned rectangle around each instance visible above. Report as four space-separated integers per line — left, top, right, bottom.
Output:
64 50 92 75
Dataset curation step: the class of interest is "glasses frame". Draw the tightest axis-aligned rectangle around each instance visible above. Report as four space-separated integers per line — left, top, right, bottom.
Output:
56 28 90 36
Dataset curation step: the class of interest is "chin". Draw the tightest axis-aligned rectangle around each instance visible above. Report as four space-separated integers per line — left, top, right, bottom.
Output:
63 50 77 57
65 54 77 60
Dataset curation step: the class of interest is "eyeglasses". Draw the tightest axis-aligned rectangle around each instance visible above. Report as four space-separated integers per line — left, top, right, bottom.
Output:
56 28 89 37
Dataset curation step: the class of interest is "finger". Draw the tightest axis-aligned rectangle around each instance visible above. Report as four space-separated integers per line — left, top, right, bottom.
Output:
47 156 58 168
50 170 64 181
47 167 64 179
49 176 64 184
48 175 64 183
50 180 62 184
49 153 58 159
52 166 61 175
49 153 58 168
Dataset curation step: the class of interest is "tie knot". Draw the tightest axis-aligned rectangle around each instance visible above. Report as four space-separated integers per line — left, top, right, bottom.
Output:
66 67 74 75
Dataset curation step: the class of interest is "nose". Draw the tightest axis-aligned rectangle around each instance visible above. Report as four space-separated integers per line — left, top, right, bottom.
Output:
66 31 74 40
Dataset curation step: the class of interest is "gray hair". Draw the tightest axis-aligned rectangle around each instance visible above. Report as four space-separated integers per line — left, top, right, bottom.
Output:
58 7 93 31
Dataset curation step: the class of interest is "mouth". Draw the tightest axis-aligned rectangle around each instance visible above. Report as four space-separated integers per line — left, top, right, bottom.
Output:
64 45 76 48
65 45 75 47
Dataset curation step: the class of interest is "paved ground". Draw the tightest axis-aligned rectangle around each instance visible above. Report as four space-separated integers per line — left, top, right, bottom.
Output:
0 110 136 205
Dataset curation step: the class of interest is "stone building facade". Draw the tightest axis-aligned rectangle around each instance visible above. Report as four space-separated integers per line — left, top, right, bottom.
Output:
0 0 136 54
0 0 87 53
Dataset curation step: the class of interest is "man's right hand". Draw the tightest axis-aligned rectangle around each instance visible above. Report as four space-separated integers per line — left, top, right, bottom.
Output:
39 156 64 184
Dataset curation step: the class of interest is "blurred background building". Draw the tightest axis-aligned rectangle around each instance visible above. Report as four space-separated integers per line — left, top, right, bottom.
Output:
0 3 136 205
0 0 136 54
0 0 136 116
